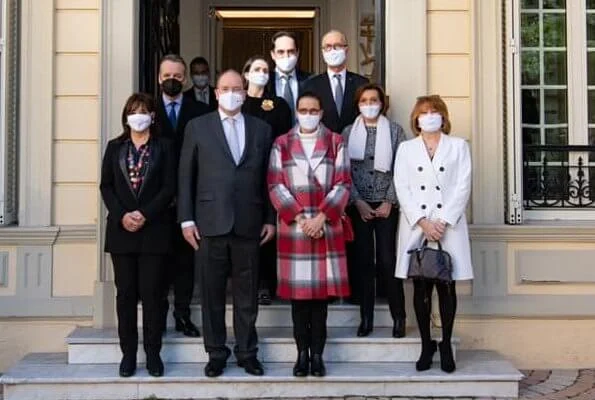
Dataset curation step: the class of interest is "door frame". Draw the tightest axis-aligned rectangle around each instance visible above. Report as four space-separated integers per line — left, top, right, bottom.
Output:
200 0 327 76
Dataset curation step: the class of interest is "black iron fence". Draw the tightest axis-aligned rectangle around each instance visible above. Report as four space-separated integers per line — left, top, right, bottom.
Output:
523 145 595 208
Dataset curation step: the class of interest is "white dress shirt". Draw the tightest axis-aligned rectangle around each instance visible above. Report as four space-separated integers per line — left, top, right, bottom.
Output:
327 68 347 100
219 109 246 160
275 68 298 106
180 110 246 229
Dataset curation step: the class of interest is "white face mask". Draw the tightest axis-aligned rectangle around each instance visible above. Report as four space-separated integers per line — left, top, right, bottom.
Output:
323 48 346 67
275 55 298 73
359 104 382 120
218 91 244 112
247 72 269 87
297 114 321 131
192 74 209 88
418 112 443 133
127 113 152 132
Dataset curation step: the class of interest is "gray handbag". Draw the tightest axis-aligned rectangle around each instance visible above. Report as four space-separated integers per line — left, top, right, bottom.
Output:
407 240 453 282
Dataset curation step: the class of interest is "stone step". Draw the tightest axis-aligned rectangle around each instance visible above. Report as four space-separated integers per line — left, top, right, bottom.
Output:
66 327 459 364
153 302 413 328
0 351 523 400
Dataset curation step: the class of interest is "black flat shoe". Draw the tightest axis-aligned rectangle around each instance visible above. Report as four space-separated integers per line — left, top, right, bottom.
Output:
258 289 272 305
119 353 136 378
146 354 164 377
204 359 226 378
416 340 437 371
356 319 373 337
310 353 326 377
439 341 456 373
392 318 406 338
293 350 309 377
237 357 264 376
174 316 201 337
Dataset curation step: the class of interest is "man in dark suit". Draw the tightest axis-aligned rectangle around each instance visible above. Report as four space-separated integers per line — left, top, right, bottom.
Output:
268 31 311 122
184 56 218 112
155 54 209 338
178 70 276 378
302 29 369 133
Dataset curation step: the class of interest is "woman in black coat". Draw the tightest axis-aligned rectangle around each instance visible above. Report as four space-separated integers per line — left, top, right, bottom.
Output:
100 93 176 378
241 55 293 305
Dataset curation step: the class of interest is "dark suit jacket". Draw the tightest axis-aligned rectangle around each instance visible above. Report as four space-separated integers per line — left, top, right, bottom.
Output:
155 94 210 160
183 86 218 112
178 112 275 239
267 69 311 100
100 136 176 254
302 71 369 133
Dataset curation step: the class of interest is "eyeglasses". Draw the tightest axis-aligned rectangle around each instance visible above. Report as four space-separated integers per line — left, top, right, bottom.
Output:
322 44 347 52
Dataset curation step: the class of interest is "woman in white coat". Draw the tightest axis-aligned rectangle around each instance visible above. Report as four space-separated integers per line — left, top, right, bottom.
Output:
394 95 473 373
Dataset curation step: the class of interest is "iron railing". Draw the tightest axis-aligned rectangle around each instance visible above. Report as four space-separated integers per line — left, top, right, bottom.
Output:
523 145 595 208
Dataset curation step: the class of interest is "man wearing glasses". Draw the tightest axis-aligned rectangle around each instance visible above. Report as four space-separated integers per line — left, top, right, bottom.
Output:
302 29 369 134
268 31 311 121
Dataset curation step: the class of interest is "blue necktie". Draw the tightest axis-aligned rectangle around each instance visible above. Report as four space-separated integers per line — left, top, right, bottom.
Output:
168 102 178 129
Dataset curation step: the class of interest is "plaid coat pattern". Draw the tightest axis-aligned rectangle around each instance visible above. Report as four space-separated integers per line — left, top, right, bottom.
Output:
268 125 352 300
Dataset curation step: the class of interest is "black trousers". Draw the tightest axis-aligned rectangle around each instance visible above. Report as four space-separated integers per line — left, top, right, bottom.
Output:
197 233 260 362
258 238 277 294
163 224 196 324
111 254 165 356
413 279 457 345
349 204 405 324
291 300 328 354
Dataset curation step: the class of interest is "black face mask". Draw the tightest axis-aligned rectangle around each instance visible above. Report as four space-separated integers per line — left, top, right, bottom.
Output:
161 78 183 97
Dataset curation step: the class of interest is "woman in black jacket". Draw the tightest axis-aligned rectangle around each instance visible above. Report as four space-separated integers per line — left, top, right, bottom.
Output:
100 93 176 378
241 55 293 305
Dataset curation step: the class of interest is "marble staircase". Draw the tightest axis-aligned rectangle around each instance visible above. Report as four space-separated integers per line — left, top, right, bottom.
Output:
1 303 523 399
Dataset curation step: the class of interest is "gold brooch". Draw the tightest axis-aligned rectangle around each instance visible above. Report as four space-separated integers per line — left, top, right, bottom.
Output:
261 99 275 111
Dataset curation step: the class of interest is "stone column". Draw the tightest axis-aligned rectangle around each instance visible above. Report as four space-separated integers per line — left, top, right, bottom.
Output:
94 0 139 328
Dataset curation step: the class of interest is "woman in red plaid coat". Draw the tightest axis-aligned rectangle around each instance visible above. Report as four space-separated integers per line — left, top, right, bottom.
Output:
268 92 352 378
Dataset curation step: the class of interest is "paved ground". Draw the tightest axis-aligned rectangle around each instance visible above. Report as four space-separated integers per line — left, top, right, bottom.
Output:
1 369 595 399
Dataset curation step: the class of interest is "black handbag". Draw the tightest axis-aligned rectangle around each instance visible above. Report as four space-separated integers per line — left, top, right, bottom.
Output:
407 240 453 282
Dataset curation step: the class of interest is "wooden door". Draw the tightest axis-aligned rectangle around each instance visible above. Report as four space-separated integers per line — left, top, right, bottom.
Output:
218 17 314 74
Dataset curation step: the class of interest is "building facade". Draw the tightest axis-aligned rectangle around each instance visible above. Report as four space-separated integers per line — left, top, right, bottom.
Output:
0 0 594 372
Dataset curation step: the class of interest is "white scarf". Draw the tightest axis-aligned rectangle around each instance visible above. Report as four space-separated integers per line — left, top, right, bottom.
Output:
347 114 393 172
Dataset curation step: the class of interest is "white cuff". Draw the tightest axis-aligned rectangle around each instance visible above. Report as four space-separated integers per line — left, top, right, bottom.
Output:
181 221 195 228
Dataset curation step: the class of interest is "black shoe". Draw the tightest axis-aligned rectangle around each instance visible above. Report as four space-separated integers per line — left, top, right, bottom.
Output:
416 340 437 371
119 353 136 377
293 350 309 377
310 353 326 377
146 353 164 377
174 316 201 337
392 318 406 338
204 359 226 378
439 341 456 373
356 319 373 337
258 288 272 305
237 357 264 376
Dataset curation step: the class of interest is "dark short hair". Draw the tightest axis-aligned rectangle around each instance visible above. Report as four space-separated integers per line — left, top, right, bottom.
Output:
271 31 299 51
296 91 323 110
119 92 156 140
159 54 187 74
189 56 209 70
354 83 388 115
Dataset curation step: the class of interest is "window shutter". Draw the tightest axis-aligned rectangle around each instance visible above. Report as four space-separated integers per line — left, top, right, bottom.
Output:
506 0 523 224
0 0 19 226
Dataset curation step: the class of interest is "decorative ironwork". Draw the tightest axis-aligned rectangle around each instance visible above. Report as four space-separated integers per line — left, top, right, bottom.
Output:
139 0 180 97
523 145 595 208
